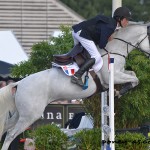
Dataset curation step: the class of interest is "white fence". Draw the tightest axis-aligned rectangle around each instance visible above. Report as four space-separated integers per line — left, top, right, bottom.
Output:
101 57 115 150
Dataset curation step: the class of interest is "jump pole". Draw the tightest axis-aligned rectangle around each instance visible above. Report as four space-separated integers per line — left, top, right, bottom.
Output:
101 57 115 150
109 58 115 150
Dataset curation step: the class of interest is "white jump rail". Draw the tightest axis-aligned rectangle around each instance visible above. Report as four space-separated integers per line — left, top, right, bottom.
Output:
101 57 115 150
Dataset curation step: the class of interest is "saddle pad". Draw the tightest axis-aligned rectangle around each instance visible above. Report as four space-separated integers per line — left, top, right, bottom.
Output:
52 62 79 76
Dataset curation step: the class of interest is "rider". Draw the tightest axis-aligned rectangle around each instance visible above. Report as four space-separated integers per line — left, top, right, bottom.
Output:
71 6 132 87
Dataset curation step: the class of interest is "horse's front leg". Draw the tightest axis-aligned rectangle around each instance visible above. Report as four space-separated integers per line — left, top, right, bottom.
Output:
114 70 139 98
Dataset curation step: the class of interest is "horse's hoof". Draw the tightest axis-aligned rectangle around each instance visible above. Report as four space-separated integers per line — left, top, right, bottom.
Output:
114 96 119 101
101 87 108 92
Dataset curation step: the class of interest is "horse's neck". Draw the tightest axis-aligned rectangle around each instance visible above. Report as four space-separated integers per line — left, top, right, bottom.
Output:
101 25 146 57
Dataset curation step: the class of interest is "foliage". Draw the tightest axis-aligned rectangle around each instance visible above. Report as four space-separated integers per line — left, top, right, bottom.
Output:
83 50 150 129
73 129 149 150
1 128 149 150
11 60 38 77
115 132 149 150
11 25 73 78
115 51 150 128
60 0 150 22
123 0 150 22
29 124 68 150
83 94 101 128
60 0 112 19
73 128 101 150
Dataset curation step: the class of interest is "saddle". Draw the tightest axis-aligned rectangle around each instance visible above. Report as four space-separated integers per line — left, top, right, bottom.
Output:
53 44 89 67
53 44 104 93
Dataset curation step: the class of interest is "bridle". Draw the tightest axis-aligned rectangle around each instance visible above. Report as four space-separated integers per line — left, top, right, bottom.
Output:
102 26 150 59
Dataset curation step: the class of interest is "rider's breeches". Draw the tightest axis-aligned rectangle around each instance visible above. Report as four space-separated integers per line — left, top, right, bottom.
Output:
72 31 103 73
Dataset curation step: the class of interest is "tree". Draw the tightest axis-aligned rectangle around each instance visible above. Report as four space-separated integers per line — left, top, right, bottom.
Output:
83 51 150 129
60 0 112 19
11 25 73 78
60 0 150 22
115 51 150 128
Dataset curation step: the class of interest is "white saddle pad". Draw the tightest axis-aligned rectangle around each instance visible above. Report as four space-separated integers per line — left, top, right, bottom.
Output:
52 62 79 76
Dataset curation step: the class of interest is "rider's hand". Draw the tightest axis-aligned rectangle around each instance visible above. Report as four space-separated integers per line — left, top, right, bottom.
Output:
108 35 113 41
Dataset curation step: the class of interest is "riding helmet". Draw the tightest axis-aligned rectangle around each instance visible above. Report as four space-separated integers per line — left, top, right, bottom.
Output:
113 6 132 20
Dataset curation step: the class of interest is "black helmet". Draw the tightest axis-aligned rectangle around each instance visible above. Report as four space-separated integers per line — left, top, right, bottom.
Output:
113 6 132 20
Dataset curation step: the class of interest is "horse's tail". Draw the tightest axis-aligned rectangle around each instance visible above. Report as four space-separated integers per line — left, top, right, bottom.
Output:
0 81 19 140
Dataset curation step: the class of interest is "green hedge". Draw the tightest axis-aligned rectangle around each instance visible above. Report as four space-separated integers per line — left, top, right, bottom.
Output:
72 129 149 150
115 132 150 150
29 124 68 150
0 127 149 150
73 128 101 150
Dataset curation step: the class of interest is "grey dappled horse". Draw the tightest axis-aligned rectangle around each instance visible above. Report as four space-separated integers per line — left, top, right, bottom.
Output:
0 22 150 150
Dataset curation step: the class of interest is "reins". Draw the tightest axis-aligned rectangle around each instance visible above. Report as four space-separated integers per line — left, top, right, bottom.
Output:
102 34 150 59
114 35 149 54
102 48 126 58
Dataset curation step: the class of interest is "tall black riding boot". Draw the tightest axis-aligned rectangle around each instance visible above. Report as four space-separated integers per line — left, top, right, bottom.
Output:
71 58 95 87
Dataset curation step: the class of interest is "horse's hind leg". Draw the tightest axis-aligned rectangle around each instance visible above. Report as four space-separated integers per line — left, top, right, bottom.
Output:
3 111 19 135
1 118 29 150
1 114 41 150
119 82 133 95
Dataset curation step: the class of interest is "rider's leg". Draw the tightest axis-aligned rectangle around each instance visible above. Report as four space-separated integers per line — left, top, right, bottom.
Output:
71 58 95 86
71 32 103 86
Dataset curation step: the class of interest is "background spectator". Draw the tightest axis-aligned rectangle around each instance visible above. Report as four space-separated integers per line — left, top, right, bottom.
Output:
0 81 6 88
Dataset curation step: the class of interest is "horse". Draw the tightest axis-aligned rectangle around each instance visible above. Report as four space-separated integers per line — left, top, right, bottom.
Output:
0 22 150 150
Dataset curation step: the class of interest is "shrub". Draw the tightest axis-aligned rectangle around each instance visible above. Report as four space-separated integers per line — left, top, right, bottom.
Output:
11 25 73 78
83 94 101 128
72 129 149 150
115 132 149 150
29 124 68 150
73 128 101 150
